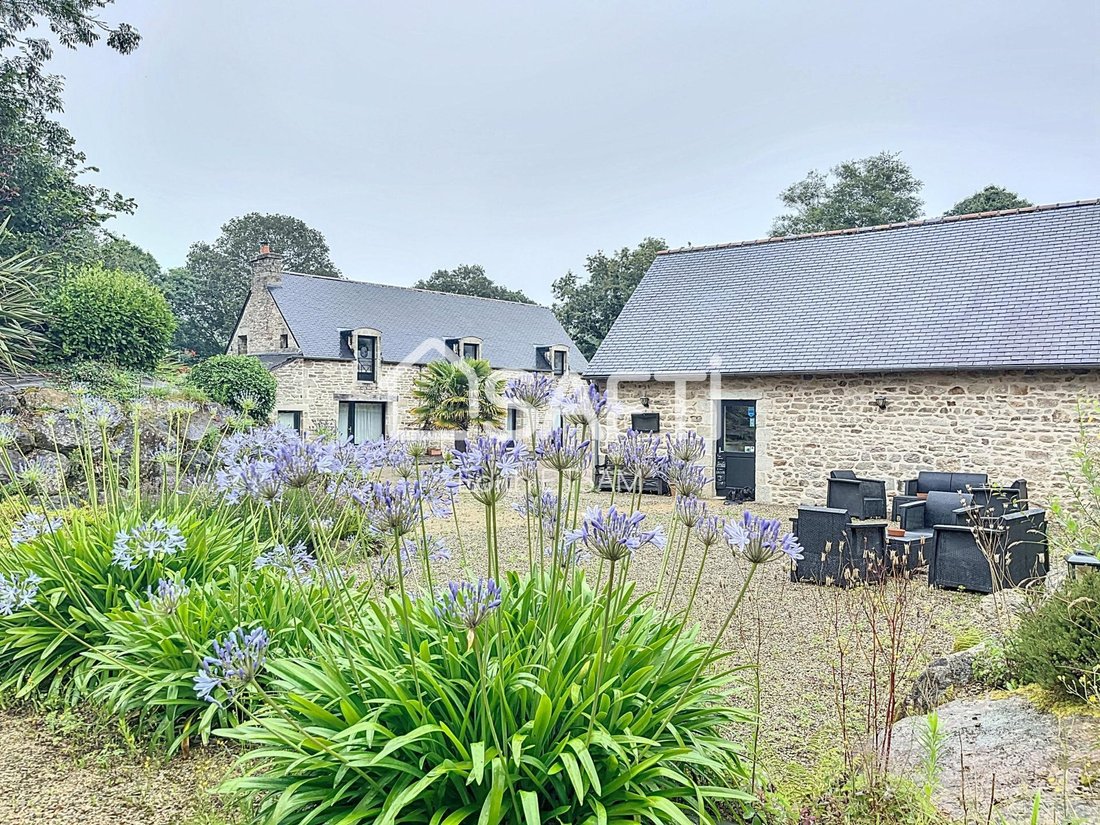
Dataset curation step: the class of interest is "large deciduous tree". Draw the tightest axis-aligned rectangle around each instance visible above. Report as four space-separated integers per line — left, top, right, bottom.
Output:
770 151 924 237
163 213 340 359
0 1 139 259
414 264 533 303
944 185 1031 217
552 238 667 359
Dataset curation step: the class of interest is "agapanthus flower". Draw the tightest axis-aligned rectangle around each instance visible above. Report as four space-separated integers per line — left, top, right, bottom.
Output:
417 464 460 518
76 395 121 429
9 512 62 546
618 430 663 481
219 424 298 466
436 578 503 641
147 577 190 614
603 441 625 469
452 436 527 504
504 374 555 410
254 542 318 581
371 552 404 592
665 431 706 464
353 480 421 537
402 536 453 563
0 420 15 448
723 510 803 564
560 383 612 427
215 459 284 504
194 626 269 704
513 488 560 538
16 460 58 492
674 495 707 528
665 460 709 497
112 519 186 570
272 439 341 488
566 505 665 563
694 515 723 548
0 571 41 615
536 427 591 473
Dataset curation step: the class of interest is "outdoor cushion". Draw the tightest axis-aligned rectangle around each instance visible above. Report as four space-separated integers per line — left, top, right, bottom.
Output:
898 492 974 535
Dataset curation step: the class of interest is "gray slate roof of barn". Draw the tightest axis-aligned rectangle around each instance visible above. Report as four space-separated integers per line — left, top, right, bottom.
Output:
269 273 587 372
585 200 1100 376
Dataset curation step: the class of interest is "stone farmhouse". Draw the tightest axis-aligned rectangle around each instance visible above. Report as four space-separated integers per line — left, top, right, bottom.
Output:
229 246 587 442
585 200 1100 506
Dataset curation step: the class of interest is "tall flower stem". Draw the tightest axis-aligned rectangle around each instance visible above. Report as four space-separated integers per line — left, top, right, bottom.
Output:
663 524 694 618
391 530 425 718
587 558 617 739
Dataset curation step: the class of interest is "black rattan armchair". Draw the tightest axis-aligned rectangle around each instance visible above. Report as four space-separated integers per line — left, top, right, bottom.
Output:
928 508 1048 593
826 470 887 520
790 505 887 587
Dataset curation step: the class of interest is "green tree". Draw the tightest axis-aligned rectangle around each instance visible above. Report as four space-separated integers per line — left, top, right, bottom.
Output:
552 238 667 359
163 213 340 358
770 151 924 237
47 264 176 371
414 264 533 303
944 185 1031 217
94 235 162 282
410 358 504 433
0 2 140 259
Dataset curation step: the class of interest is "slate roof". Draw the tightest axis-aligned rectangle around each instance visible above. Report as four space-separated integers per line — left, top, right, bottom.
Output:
586 200 1100 377
268 274 587 372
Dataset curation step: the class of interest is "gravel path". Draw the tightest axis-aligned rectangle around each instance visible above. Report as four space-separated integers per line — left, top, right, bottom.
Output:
0 489 984 816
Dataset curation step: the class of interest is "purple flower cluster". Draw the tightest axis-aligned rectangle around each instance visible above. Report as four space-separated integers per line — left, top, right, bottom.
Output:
665 432 706 464
566 505 666 562
255 542 318 581
402 536 453 563
617 430 665 481
665 460 709 497
0 571 41 615
513 488 560 539
353 480 422 537
9 512 63 547
452 436 527 504
674 495 707 528
217 428 344 502
694 515 723 548
75 395 122 429
147 577 190 614
112 519 186 570
535 427 591 472
723 510 804 564
559 383 611 426
504 374 555 410
194 626 269 704
435 578 502 631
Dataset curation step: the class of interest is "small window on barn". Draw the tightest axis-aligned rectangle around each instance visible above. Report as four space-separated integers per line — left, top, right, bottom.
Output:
356 335 377 382
631 412 660 433
553 350 567 376
279 333 289 349
277 410 302 433
237 335 248 355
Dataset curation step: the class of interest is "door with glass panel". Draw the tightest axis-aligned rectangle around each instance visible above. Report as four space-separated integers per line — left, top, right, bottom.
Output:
337 401 385 444
716 400 756 498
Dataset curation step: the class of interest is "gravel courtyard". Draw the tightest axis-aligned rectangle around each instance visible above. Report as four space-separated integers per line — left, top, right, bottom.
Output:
0 490 986 821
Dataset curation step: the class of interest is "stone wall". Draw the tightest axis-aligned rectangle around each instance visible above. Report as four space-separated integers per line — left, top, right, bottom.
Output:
602 370 1100 507
228 255 298 355
272 357 581 442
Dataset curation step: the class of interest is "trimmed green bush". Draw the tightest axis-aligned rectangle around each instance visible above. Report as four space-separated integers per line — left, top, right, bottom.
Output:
1010 572 1100 701
186 354 276 419
48 264 176 371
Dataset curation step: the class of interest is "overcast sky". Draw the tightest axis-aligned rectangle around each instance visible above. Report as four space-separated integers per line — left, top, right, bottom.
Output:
51 0 1099 303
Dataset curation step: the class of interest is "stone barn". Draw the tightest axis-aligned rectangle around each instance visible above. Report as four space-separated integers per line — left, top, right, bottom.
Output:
584 201 1100 505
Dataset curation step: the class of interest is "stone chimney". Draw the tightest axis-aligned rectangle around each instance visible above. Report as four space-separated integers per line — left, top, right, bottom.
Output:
250 241 283 288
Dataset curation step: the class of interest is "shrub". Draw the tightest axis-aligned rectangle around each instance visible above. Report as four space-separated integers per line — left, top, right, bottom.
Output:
221 571 753 824
1010 572 1100 701
187 354 276 419
0 504 255 699
55 360 144 403
89 569 350 753
47 264 176 371
0 239 48 373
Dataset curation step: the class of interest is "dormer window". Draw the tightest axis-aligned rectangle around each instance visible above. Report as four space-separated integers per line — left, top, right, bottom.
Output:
536 344 568 374
553 350 566 376
462 342 480 360
356 335 377 382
